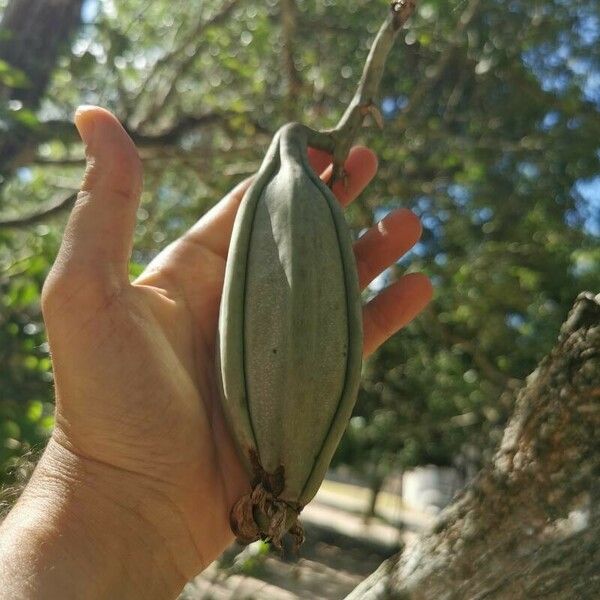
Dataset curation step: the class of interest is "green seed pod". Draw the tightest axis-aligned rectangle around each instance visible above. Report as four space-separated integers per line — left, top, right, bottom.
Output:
217 122 362 547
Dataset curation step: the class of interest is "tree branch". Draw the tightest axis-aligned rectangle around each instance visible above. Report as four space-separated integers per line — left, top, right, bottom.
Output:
0 0 84 180
280 0 303 120
399 0 481 123
15 110 271 170
134 0 242 130
348 292 600 599
303 1 417 184
33 157 85 166
0 191 76 229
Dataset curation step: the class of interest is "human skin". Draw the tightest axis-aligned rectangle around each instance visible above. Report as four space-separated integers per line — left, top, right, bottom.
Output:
0 106 432 599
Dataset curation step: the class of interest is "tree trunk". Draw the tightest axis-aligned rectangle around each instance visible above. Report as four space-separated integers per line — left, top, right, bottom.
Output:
0 0 83 177
365 475 384 521
347 292 600 599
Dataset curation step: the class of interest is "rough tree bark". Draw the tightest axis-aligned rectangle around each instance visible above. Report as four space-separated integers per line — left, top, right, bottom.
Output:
347 292 600 599
0 0 83 177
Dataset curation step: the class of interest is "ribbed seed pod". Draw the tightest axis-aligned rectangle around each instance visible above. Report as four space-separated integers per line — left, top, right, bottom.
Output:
217 122 363 547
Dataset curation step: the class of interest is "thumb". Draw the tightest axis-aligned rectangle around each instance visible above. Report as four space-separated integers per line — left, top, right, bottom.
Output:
56 106 143 286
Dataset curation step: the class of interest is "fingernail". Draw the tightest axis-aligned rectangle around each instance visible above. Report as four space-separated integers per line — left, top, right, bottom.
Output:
74 105 97 146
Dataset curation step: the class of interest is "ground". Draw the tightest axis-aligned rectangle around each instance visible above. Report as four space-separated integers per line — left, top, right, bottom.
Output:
180 481 432 600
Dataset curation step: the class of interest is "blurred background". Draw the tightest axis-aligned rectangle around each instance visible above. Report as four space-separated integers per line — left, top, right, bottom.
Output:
0 0 598 597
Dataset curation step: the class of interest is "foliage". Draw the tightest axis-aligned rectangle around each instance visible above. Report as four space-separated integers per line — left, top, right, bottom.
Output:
0 231 57 480
0 0 598 486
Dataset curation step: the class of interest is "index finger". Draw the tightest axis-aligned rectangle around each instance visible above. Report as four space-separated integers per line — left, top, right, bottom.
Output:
308 145 378 207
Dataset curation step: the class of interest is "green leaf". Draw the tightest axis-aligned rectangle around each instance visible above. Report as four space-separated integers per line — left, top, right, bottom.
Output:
12 108 40 129
27 400 44 422
0 59 30 88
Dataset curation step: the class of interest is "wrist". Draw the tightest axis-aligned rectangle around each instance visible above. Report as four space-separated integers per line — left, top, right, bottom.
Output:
0 438 200 599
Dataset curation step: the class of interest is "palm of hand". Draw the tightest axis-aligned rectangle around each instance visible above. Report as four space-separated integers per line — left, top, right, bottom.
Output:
43 107 431 569
45 193 251 562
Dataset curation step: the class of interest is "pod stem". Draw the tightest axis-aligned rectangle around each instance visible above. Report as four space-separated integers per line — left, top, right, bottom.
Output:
310 0 417 187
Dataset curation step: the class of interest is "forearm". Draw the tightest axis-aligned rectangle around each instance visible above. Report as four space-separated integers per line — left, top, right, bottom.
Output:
0 440 189 600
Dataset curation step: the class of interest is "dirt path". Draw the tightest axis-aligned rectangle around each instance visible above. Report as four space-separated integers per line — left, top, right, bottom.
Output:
180 484 432 599
182 522 393 600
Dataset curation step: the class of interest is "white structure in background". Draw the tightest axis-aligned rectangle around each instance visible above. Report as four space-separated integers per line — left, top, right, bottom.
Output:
402 466 464 514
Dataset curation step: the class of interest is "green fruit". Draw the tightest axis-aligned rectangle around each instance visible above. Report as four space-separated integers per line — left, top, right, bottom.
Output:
217 122 362 546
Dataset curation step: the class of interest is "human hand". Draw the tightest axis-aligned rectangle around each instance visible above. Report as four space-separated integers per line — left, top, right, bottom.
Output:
0 106 431 599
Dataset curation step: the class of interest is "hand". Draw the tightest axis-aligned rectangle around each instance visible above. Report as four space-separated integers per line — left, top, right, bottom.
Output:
0 106 431 599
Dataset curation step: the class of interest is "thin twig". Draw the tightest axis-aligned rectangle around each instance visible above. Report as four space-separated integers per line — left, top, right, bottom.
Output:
400 0 480 123
280 0 303 120
135 0 241 130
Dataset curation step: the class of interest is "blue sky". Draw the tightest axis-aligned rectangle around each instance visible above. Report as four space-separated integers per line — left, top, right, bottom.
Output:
575 177 600 236
81 0 99 24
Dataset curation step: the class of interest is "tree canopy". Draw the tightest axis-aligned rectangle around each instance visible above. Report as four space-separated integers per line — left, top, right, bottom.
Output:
1 0 598 486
